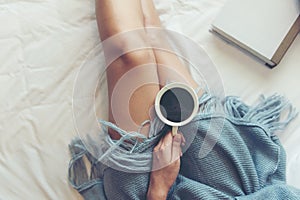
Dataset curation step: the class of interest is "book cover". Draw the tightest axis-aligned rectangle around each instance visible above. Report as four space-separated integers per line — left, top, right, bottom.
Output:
211 0 300 67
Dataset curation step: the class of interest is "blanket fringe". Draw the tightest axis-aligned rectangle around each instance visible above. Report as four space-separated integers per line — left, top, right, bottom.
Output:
68 93 297 196
223 94 297 136
68 138 103 193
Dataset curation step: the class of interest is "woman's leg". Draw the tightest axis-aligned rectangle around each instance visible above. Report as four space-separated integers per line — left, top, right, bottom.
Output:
141 0 198 89
96 0 160 139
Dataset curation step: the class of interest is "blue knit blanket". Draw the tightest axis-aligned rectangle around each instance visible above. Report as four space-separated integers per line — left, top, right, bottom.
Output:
68 94 300 200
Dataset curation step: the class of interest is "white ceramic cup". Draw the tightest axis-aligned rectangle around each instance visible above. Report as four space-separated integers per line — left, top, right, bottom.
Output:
155 82 199 135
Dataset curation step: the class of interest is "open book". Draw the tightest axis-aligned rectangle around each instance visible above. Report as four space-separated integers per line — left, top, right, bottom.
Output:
211 0 300 68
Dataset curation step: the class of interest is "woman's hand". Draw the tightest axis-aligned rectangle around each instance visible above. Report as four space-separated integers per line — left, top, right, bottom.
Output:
147 132 185 200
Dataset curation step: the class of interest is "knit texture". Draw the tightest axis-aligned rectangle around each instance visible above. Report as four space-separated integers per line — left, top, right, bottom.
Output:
68 93 300 200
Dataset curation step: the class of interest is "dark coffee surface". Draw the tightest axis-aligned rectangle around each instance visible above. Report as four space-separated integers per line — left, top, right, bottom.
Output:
159 87 194 122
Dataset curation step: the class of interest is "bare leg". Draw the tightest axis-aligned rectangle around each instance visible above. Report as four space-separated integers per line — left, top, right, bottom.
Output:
96 0 160 139
141 0 198 89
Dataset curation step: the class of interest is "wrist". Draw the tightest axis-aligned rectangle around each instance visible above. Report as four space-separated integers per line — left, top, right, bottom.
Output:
147 176 170 200
147 188 167 200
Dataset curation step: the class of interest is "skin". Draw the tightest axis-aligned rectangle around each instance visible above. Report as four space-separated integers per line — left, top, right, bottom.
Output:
95 0 194 199
147 132 185 199
96 0 160 140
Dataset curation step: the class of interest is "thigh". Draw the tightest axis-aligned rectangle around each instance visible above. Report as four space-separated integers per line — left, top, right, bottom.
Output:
96 0 145 40
141 0 198 89
96 0 160 139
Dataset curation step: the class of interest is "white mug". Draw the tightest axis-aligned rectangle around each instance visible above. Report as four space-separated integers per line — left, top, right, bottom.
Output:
155 82 199 136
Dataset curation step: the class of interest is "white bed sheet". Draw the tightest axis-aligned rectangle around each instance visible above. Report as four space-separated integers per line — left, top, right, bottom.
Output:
0 0 299 199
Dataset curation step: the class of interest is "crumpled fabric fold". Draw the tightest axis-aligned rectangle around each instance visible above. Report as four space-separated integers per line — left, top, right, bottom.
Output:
68 93 300 200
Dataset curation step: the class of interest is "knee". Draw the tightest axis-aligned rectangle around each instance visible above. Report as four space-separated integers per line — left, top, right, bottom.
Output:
120 49 155 66
104 32 155 66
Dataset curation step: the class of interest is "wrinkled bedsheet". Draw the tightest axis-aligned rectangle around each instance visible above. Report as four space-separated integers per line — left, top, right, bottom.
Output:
0 0 299 199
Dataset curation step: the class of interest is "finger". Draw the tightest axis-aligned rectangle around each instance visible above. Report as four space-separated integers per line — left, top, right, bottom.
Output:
152 132 173 169
161 132 173 161
154 136 163 152
154 131 171 152
179 132 186 146
161 131 173 148
171 133 183 162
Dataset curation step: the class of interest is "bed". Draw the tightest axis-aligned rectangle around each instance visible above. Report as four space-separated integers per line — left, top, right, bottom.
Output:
0 0 299 199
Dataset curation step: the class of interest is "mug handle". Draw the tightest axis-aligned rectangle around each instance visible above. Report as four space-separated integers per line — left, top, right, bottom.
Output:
172 126 178 136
